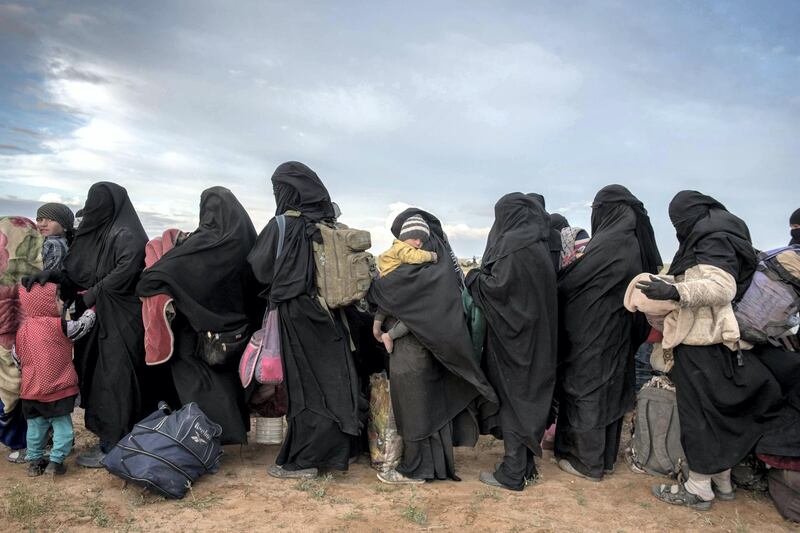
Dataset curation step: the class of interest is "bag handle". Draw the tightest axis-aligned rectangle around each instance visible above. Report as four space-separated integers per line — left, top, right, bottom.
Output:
276 214 287 258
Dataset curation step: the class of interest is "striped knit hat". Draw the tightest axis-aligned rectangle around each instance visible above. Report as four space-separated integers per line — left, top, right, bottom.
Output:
399 214 430 242
36 203 74 231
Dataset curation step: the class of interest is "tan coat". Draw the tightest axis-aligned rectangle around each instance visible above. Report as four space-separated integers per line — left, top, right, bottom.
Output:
662 264 743 350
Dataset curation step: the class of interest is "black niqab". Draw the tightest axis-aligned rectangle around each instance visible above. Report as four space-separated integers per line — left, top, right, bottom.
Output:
666 190 756 300
527 193 563 272
468 193 557 452
62 181 148 444
137 187 259 332
591 184 662 275
550 213 569 231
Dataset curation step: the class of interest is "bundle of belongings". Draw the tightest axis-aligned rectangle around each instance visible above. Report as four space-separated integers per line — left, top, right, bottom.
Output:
367 372 403 472
102 402 223 499
0 217 43 451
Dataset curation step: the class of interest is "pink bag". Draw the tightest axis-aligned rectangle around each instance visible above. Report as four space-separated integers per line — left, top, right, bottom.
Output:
238 309 283 388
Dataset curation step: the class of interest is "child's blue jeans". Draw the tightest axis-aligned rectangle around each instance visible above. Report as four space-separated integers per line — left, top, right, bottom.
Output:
25 415 73 464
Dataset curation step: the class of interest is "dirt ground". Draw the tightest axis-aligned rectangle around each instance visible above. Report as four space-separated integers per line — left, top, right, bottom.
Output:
1 410 797 533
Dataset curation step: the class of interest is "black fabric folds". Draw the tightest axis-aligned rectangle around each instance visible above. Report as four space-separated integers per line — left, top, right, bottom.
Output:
666 190 757 300
137 187 261 445
137 187 259 333
63 182 148 444
249 162 359 470
526 193 562 272
248 162 336 305
554 185 656 474
591 184 662 275
467 193 557 487
369 208 498 442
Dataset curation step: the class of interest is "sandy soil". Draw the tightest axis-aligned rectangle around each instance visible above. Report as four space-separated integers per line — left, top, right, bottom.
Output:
1 410 797 533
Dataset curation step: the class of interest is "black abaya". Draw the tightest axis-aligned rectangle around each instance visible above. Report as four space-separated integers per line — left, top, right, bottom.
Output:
63 182 148 445
666 191 783 473
369 208 498 480
137 187 260 444
467 193 557 490
555 185 659 479
248 162 360 470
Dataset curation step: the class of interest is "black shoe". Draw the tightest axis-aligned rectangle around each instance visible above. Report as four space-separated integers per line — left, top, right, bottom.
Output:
45 461 67 476
27 458 47 477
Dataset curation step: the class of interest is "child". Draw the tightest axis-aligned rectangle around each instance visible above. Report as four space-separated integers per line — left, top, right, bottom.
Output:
372 214 438 353
36 203 74 271
15 282 95 476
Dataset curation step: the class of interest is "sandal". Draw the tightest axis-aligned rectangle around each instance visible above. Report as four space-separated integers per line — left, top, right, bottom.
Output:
651 483 712 511
268 464 318 479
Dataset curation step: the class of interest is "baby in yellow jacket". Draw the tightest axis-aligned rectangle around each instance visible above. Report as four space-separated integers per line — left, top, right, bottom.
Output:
373 214 438 353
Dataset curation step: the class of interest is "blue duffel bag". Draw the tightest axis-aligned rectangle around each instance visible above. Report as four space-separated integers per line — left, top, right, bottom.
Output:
102 402 223 499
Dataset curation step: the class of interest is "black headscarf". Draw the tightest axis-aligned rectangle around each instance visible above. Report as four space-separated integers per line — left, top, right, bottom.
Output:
64 182 147 289
271 161 336 222
590 185 662 275
550 213 569 231
482 193 549 266
666 190 757 300
248 162 336 305
137 187 259 332
527 193 563 272
790 208 800 246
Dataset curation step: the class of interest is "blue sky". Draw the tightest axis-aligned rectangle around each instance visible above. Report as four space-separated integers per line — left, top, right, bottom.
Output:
0 0 798 258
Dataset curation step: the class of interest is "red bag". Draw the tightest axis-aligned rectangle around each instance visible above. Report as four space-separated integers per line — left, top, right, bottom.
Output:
238 309 283 388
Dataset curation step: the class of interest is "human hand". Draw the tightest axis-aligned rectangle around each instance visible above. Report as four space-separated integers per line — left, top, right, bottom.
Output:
381 332 394 354
372 320 383 342
635 275 680 301
21 270 55 291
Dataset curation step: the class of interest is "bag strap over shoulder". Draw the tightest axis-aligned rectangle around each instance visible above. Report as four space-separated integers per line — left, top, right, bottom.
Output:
276 215 286 258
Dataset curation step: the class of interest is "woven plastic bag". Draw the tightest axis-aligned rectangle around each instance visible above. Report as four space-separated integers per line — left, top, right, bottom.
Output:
368 372 403 472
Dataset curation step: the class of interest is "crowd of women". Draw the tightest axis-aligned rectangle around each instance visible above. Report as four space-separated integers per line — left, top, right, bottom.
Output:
1 160 799 513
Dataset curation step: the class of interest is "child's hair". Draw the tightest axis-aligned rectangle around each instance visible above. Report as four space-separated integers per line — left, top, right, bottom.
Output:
36 203 75 244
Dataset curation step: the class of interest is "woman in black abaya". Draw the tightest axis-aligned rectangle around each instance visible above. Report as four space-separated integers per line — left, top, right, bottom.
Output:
248 162 360 478
137 187 260 445
64 182 148 467
555 184 661 481
369 208 498 483
466 193 557 491
638 191 783 510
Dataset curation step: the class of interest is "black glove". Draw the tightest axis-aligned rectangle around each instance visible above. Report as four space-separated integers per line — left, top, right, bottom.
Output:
21 270 61 291
81 290 97 308
635 275 680 301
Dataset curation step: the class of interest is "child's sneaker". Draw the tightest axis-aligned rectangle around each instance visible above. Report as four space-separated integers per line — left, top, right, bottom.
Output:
44 461 67 476
27 458 47 477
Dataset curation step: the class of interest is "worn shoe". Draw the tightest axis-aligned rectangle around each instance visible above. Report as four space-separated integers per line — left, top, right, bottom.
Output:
651 483 712 511
6 450 27 464
377 469 425 485
268 464 318 479
712 484 736 501
480 471 503 487
557 459 602 482
27 458 47 477
75 445 106 468
44 461 67 476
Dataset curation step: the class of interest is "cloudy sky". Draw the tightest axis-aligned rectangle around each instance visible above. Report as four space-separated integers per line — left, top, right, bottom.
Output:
1 0 798 258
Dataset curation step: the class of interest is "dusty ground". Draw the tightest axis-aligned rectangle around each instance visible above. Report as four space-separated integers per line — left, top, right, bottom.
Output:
1 410 797 533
